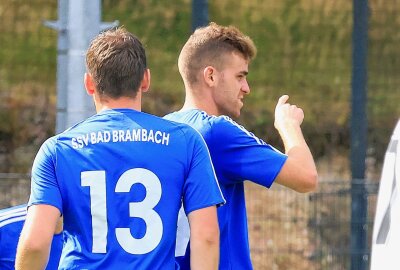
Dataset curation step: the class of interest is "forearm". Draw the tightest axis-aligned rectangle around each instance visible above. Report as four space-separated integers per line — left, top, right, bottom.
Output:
276 123 318 192
279 122 316 171
273 95 318 192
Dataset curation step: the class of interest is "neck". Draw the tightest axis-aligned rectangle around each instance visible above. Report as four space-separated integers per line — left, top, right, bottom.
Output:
95 95 142 113
181 87 219 116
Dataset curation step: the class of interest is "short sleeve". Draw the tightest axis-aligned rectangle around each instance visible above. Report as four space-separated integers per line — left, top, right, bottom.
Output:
208 116 288 187
180 126 225 214
28 137 63 214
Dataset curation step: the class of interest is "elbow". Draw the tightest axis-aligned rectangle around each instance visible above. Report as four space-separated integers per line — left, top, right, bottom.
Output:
203 226 220 247
190 228 219 251
188 206 220 254
192 225 220 249
189 224 220 270
297 170 318 193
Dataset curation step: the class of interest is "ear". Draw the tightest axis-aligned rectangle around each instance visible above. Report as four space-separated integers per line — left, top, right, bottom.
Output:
203 66 216 87
140 69 151 93
84 73 96 95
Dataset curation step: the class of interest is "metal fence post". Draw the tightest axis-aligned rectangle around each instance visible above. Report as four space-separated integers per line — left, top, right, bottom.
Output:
65 0 99 128
192 0 209 32
44 0 68 134
350 0 369 269
46 0 118 132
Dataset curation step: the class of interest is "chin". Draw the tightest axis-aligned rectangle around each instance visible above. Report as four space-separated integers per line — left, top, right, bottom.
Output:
235 108 242 118
222 108 240 118
230 111 240 118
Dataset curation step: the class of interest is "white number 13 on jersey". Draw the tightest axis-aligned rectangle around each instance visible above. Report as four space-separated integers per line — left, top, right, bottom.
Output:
81 168 163 254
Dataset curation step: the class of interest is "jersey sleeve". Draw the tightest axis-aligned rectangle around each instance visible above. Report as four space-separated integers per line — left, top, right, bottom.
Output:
180 125 225 215
28 137 63 214
207 116 288 187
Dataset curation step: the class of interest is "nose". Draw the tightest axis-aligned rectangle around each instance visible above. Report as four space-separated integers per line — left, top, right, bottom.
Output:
242 79 250 95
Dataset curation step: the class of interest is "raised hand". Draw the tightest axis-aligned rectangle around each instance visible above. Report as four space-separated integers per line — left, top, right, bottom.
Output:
274 95 304 132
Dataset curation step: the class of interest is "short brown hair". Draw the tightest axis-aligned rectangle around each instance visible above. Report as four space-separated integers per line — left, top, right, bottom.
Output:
86 27 147 98
178 22 257 87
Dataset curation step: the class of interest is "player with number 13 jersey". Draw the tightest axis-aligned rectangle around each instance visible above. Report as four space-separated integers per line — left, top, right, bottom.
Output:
29 109 225 269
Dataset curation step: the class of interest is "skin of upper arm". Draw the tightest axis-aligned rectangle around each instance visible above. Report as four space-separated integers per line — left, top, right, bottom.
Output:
187 206 219 240
20 204 61 250
274 155 318 193
187 206 220 270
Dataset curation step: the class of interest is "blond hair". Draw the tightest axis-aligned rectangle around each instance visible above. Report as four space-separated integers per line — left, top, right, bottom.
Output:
178 22 257 87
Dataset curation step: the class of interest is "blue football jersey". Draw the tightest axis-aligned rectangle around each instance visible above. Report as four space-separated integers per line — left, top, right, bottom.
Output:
29 109 224 269
165 109 287 270
0 204 63 270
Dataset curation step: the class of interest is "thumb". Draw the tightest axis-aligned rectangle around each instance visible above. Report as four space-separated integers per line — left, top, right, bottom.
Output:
276 95 289 108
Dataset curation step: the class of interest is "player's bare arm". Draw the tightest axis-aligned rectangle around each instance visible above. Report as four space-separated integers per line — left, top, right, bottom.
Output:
16 204 60 270
188 206 220 270
274 95 318 193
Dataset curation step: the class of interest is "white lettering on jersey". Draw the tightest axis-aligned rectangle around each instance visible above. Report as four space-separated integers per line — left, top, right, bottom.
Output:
71 129 170 149
82 168 163 254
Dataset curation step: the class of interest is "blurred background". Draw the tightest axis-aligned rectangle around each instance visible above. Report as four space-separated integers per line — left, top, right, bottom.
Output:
0 0 398 269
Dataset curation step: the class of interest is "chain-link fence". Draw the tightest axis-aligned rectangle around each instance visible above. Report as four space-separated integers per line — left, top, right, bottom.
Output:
0 175 379 269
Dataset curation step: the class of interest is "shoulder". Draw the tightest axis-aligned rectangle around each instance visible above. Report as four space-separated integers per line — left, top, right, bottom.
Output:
0 204 26 230
169 120 206 146
163 111 207 138
0 204 27 216
36 136 59 156
209 115 267 146
206 115 245 132
165 110 228 136
137 110 199 136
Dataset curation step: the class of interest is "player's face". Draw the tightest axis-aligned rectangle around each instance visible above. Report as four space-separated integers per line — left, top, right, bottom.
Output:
212 52 250 118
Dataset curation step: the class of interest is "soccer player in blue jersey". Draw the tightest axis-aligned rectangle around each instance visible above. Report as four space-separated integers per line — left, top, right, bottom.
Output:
165 22 318 269
0 204 63 270
15 27 224 270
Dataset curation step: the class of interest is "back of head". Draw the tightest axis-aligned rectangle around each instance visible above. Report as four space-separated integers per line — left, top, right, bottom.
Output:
86 27 147 99
178 22 257 87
